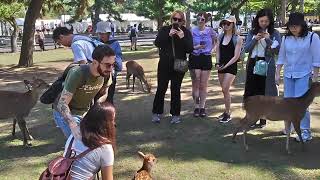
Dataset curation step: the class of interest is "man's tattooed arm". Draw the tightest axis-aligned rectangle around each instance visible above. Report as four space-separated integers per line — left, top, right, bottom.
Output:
57 89 74 125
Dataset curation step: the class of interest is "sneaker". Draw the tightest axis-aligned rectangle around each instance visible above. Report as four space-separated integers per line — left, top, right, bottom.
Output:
193 108 200 117
250 120 266 129
170 116 181 124
151 114 161 123
199 108 207 117
295 129 312 142
217 112 227 120
219 113 231 123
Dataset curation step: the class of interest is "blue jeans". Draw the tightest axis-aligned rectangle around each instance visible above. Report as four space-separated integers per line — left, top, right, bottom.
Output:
283 74 311 130
53 110 82 137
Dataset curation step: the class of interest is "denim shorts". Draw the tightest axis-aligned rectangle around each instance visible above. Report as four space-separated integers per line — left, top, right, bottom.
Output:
53 110 82 137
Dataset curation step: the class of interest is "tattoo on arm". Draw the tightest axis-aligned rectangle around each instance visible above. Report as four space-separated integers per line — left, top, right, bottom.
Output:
57 89 74 124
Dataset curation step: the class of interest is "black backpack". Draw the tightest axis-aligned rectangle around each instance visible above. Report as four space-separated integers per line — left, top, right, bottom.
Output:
40 64 90 104
130 28 136 37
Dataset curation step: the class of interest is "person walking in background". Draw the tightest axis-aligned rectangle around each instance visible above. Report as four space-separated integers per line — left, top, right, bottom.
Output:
110 22 115 38
215 16 243 123
35 29 46 51
276 12 320 142
152 10 193 124
189 12 217 118
64 102 116 180
129 24 138 51
96 21 123 104
243 8 281 128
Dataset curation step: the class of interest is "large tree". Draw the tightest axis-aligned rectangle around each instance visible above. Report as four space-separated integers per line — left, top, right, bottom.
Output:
18 0 44 67
0 2 24 52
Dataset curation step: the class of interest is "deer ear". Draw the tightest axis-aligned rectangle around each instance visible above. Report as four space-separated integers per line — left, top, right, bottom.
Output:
138 151 145 159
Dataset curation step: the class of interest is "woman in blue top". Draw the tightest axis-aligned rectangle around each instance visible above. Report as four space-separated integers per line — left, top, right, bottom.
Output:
189 12 217 117
243 8 281 128
276 12 320 142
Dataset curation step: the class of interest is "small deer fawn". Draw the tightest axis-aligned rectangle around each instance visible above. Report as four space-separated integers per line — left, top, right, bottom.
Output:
233 82 320 154
126 61 151 93
0 78 49 146
133 151 157 180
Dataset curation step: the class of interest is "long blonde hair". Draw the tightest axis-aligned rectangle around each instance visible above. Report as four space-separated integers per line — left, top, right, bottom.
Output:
170 10 186 25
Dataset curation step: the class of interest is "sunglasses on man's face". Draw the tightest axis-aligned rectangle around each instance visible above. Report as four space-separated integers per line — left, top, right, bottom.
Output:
173 17 183 22
99 62 115 69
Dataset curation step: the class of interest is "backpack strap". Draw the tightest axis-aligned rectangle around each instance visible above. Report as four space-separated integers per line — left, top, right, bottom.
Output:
79 65 91 87
65 137 75 158
310 32 314 46
232 35 238 47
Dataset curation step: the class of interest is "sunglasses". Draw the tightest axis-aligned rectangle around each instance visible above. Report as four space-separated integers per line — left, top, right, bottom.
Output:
173 17 183 22
223 22 232 26
198 17 206 22
99 62 115 68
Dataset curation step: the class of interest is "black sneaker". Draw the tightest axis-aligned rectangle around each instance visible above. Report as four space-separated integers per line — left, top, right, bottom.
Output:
199 108 207 117
250 120 266 128
193 108 200 117
217 112 227 120
219 113 231 123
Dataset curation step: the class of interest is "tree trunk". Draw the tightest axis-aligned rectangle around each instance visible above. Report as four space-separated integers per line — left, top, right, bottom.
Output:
155 0 164 29
9 19 18 53
299 0 304 13
18 0 44 67
280 0 287 27
185 8 191 29
92 0 102 34
230 0 248 21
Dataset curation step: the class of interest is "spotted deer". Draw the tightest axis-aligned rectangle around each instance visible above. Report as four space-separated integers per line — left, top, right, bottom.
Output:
133 151 157 180
232 82 320 154
0 78 49 146
126 61 151 93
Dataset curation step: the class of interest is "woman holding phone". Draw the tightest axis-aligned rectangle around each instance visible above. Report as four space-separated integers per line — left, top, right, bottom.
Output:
189 12 217 117
152 10 193 124
243 8 281 128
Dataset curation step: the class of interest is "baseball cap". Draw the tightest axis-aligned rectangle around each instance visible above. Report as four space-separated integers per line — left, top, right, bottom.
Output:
96 21 112 33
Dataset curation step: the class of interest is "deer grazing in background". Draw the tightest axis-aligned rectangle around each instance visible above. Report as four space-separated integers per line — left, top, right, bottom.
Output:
232 82 320 154
0 78 49 147
126 61 151 93
133 151 157 180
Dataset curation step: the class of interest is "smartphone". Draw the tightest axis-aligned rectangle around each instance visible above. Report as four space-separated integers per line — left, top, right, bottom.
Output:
172 23 179 31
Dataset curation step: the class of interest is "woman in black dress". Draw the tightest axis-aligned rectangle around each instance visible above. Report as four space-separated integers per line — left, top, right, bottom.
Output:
216 16 243 123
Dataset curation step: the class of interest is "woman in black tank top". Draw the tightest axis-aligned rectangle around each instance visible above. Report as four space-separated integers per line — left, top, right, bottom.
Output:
215 16 243 123
218 35 237 75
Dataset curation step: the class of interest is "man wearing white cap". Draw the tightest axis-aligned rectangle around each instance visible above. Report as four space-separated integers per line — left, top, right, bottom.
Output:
96 21 123 104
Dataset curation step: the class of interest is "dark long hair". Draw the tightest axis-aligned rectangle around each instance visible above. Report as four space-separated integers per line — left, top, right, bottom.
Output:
252 8 275 35
80 102 116 151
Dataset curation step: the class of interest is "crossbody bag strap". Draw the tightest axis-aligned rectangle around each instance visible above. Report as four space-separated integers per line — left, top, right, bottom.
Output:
171 38 176 60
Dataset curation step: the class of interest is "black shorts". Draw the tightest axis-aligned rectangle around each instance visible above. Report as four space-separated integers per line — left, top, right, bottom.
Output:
189 54 212 70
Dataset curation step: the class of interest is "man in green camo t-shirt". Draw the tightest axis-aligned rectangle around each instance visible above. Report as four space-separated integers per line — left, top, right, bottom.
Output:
54 45 115 138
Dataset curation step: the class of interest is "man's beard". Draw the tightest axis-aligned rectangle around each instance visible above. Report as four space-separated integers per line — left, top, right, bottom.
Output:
97 65 111 77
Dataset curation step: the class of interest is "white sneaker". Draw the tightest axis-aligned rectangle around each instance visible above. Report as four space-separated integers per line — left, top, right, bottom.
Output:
170 116 181 124
151 114 161 123
295 129 312 142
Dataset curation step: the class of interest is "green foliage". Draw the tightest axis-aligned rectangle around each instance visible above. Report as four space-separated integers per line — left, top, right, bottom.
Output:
0 2 24 24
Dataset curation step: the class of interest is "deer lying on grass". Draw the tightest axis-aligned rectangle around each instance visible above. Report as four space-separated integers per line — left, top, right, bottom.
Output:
133 151 157 180
126 60 151 93
232 82 320 154
0 78 49 147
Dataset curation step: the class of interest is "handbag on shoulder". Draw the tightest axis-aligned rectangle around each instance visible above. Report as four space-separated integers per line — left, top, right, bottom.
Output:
171 38 188 73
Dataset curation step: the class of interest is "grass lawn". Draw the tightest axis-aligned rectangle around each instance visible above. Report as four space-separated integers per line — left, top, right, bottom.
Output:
0 47 320 180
